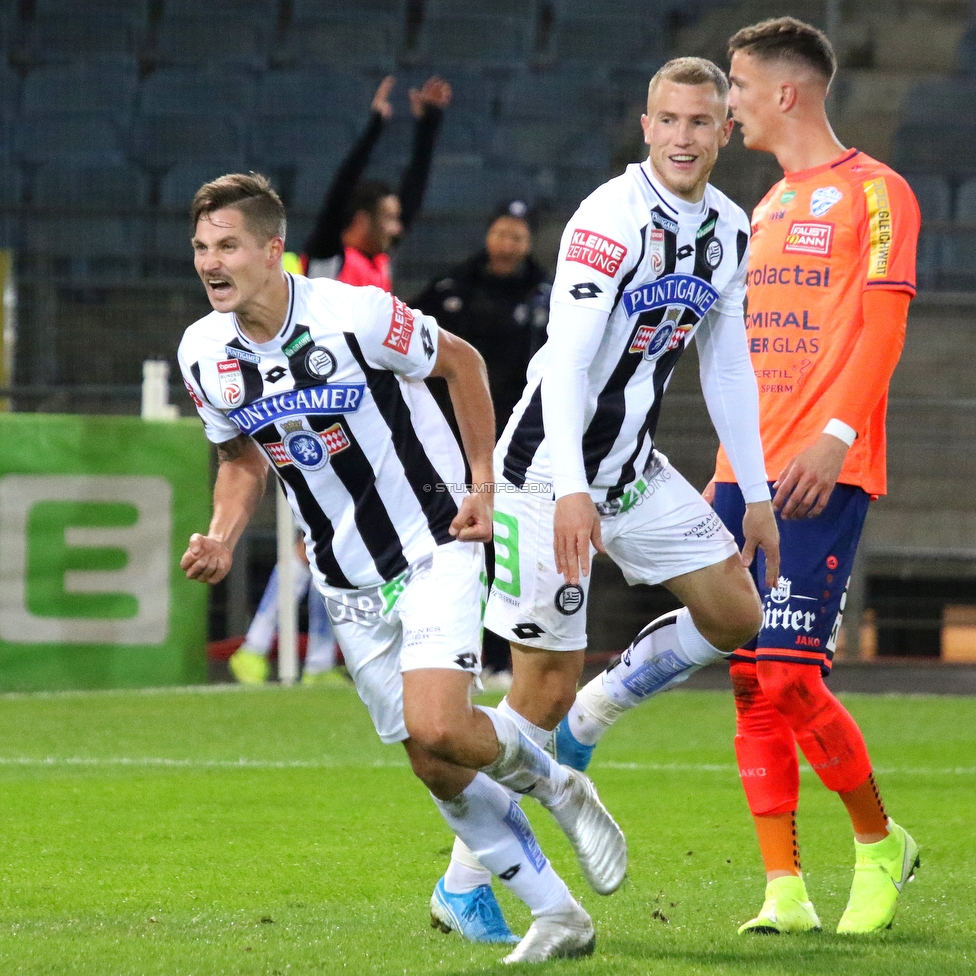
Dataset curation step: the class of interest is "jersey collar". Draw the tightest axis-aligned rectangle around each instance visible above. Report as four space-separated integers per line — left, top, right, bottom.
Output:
784 148 860 183
638 160 708 218
232 272 297 349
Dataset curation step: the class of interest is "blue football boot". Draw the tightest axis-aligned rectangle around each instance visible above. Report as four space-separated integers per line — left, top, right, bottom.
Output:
430 877 519 944
553 715 595 772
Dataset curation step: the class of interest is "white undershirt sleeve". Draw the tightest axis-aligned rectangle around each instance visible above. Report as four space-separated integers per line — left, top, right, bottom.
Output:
696 307 770 503
542 301 610 499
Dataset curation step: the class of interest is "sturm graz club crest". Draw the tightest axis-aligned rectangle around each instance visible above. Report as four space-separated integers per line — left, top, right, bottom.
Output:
704 237 723 269
305 345 337 379
554 583 584 615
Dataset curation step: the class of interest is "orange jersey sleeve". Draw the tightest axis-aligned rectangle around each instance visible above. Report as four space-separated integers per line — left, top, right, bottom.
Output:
714 150 920 497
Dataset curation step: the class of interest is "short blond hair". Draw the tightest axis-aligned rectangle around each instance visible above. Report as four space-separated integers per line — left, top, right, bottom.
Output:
648 57 729 102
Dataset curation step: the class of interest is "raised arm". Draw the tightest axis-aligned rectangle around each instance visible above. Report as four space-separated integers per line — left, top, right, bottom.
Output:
180 435 269 585
303 77 393 261
398 77 451 233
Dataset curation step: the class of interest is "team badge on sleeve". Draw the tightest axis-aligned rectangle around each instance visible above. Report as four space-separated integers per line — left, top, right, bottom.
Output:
649 229 665 274
216 359 244 406
383 297 415 354
565 229 628 276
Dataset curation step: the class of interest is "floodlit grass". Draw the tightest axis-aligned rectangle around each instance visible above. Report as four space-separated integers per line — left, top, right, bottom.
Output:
0 685 972 975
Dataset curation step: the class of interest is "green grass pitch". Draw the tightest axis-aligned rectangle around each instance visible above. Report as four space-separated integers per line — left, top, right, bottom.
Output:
0 685 973 975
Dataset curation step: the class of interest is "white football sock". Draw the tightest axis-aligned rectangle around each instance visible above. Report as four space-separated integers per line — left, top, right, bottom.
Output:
433 774 574 917
444 837 492 893
497 696 551 747
478 706 569 807
566 608 726 745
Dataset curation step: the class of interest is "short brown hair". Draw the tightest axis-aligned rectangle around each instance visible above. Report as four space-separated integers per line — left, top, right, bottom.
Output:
648 57 729 101
191 172 286 243
728 17 836 84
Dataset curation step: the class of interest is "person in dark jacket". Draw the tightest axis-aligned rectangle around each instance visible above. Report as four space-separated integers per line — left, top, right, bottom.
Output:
413 200 551 437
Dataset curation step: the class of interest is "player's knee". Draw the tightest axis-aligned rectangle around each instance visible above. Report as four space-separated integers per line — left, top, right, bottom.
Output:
708 594 763 652
404 717 457 761
756 660 824 718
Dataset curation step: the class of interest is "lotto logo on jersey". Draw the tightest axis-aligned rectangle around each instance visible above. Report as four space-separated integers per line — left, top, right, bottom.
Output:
216 359 243 406
565 229 627 276
383 297 415 355
783 221 834 257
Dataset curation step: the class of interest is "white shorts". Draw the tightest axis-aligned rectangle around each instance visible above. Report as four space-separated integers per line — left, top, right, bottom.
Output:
316 541 485 744
484 454 738 652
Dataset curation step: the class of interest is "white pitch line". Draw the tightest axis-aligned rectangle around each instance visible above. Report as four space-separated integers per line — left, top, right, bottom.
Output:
0 756 972 776
598 761 976 776
0 756 407 770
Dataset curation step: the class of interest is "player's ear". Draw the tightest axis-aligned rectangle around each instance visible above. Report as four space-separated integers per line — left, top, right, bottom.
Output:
268 235 285 265
640 113 652 146
778 82 798 113
719 115 734 147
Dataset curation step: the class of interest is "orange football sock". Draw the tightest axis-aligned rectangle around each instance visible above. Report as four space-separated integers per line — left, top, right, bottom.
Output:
753 811 801 876
839 772 889 837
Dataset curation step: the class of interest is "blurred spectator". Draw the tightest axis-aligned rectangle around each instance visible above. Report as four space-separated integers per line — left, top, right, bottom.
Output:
229 542 346 687
294 74 452 289
413 200 551 436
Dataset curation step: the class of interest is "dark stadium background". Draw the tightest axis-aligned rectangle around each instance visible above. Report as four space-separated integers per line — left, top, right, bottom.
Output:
0 0 972 684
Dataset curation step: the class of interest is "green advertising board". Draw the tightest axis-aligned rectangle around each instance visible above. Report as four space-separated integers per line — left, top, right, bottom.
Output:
0 414 211 691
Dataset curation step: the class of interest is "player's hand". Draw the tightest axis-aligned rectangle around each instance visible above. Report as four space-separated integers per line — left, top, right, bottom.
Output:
449 486 493 543
553 492 605 586
773 433 849 520
371 75 396 119
701 478 717 505
410 76 452 116
741 501 780 590
180 533 233 584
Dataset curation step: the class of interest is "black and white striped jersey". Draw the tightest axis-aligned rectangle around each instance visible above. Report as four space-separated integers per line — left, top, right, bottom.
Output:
178 273 465 590
496 159 752 504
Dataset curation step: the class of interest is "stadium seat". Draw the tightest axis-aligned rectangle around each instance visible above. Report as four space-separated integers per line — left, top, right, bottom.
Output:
549 14 666 68
422 155 488 214
424 0 533 18
417 15 533 68
281 15 399 70
892 122 976 178
131 113 244 170
959 24 976 74
498 69 607 121
139 68 257 116
20 13 143 64
0 62 20 122
942 176 976 288
154 15 271 70
163 0 277 22
291 0 405 16
249 117 354 167
33 162 149 207
256 69 371 126
900 78 976 121
13 113 125 165
34 0 150 16
23 214 146 265
22 58 139 116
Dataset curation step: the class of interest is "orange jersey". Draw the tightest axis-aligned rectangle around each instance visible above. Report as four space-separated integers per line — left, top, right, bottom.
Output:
714 149 920 496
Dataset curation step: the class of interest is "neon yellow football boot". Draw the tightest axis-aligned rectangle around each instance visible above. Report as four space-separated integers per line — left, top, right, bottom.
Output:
228 647 270 685
301 666 352 688
738 875 822 934
837 821 919 934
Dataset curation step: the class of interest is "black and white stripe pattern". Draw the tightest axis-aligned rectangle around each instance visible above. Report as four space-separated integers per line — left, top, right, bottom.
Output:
178 274 464 590
497 161 750 503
